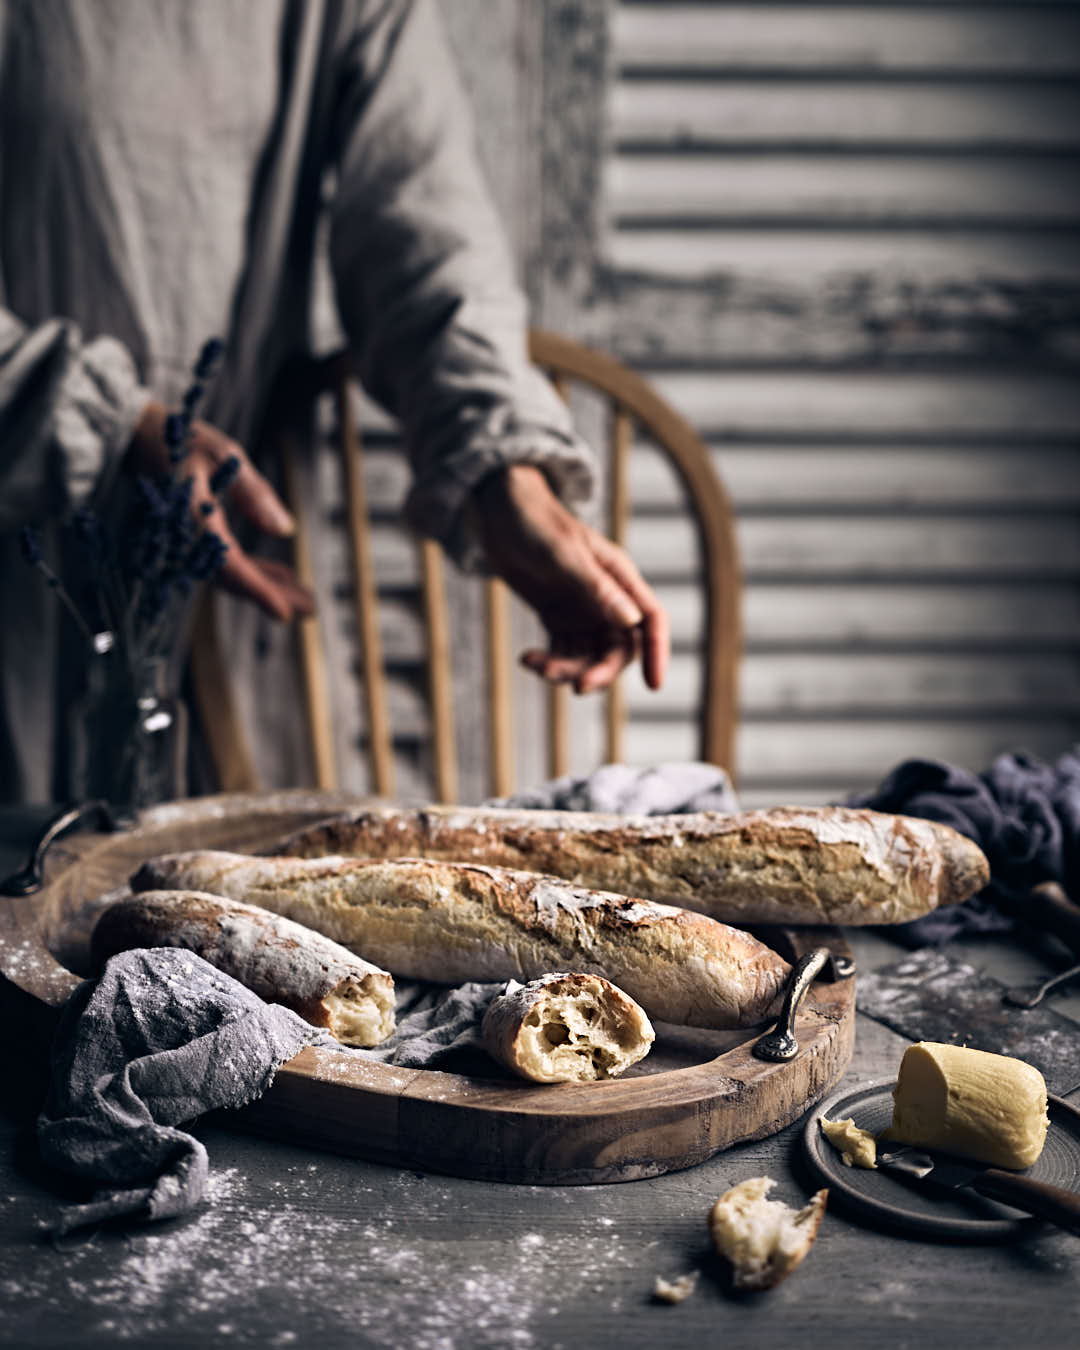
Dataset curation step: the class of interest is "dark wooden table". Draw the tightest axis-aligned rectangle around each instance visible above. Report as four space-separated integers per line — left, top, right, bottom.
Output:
1 807 1077 1350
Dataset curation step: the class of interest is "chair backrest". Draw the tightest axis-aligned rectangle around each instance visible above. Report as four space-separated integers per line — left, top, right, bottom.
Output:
189 330 741 802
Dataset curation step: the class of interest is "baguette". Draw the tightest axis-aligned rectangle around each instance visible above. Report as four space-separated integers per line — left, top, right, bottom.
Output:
481 973 655 1083
129 852 790 1030
272 804 989 927
91 890 396 1047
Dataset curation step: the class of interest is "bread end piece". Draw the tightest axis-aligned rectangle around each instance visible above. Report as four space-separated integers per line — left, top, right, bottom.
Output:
91 890 396 1048
708 1177 827 1291
927 821 992 908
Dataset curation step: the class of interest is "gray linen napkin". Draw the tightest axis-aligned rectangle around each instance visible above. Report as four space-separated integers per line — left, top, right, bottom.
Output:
37 947 322 1235
357 980 505 1071
488 760 738 815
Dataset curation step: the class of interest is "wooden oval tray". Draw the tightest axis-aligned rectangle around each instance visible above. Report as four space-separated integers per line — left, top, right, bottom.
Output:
0 791 855 1185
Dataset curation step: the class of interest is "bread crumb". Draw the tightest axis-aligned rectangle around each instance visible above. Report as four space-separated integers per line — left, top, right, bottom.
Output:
652 1271 699 1304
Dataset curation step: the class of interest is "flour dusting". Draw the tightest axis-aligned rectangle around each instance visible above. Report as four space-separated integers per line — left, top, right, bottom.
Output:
2 1166 641 1347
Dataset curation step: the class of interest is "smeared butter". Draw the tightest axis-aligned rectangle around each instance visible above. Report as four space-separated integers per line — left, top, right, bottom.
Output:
886 1041 1049 1170
820 1116 877 1169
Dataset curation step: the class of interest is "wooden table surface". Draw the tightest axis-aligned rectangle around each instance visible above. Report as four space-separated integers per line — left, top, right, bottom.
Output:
0 808 1077 1350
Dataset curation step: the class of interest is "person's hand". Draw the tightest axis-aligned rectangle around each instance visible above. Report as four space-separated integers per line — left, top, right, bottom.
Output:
125 400 314 622
472 464 669 693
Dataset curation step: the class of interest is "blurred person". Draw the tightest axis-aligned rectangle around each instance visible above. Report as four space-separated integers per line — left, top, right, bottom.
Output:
0 0 668 802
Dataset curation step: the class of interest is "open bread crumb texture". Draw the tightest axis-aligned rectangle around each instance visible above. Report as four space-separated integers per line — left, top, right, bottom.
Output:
709 1176 828 1292
520 982 650 1081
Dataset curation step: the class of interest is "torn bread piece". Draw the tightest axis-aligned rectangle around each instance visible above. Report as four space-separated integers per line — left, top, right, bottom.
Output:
482 972 655 1083
129 851 790 1030
708 1177 827 1292
91 890 395 1047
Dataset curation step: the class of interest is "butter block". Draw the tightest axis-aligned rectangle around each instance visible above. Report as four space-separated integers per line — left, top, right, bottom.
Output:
820 1116 877 1169
887 1041 1049 1170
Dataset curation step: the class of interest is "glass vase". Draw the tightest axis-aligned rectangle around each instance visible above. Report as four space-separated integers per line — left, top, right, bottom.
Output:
72 651 187 823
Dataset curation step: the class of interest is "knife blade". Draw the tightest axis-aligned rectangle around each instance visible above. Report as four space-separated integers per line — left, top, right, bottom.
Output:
876 1147 1080 1234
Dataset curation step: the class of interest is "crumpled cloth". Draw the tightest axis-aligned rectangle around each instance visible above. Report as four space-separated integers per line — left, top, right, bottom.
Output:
37 760 740 1232
488 760 738 815
848 747 1080 945
37 948 323 1235
357 980 504 1072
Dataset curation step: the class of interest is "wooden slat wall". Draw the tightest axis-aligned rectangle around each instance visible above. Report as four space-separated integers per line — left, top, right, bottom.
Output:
603 0 1080 808
292 1 1080 809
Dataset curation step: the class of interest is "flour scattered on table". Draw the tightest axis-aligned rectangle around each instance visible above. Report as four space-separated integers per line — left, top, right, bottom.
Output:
3 1165 643 1347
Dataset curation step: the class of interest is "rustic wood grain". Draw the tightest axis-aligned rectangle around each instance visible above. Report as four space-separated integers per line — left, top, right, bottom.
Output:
613 5 1080 75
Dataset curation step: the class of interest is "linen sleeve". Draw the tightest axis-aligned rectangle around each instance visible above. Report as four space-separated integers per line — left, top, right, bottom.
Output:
326 0 596 569
0 306 150 530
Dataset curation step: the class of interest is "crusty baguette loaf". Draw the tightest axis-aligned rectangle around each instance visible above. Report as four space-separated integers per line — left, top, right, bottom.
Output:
129 851 790 1030
481 973 654 1083
272 804 989 927
91 890 396 1047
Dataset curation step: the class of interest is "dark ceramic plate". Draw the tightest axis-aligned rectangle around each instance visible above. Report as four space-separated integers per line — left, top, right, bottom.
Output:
802 1078 1080 1242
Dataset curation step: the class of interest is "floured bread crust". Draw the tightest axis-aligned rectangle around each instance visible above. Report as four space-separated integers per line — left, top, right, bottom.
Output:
91 890 396 1047
272 803 989 927
482 973 654 1082
709 1176 828 1291
130 852 790 1030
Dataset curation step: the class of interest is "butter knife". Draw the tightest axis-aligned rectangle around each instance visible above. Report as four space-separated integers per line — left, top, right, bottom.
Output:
876 1147 1080 1234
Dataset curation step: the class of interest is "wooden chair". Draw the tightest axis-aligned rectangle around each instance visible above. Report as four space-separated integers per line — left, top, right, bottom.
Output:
189 330 741 802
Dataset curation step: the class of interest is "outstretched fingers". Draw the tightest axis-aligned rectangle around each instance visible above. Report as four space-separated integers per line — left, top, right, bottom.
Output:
224 454 297 539
582 532 670 690
192 460 313 622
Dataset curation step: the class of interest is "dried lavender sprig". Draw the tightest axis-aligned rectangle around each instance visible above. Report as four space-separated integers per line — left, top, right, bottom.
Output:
161 337 222 468
209 454 241 497
26 335 231 671
194 337 224 381
18 524 42 566
72 508 113 602
72 507 129 643
185 529 229 580
19 525 98 646
139 530 226 660
120 474 172 638
164 411 188 466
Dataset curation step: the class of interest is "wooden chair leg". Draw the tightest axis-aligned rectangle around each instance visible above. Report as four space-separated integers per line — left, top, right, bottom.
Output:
605 404 633 766
421 540 459 804
187 588 260 793
485 576 514 798
337 387 395 797
547 683 570 780
280 428 337 791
